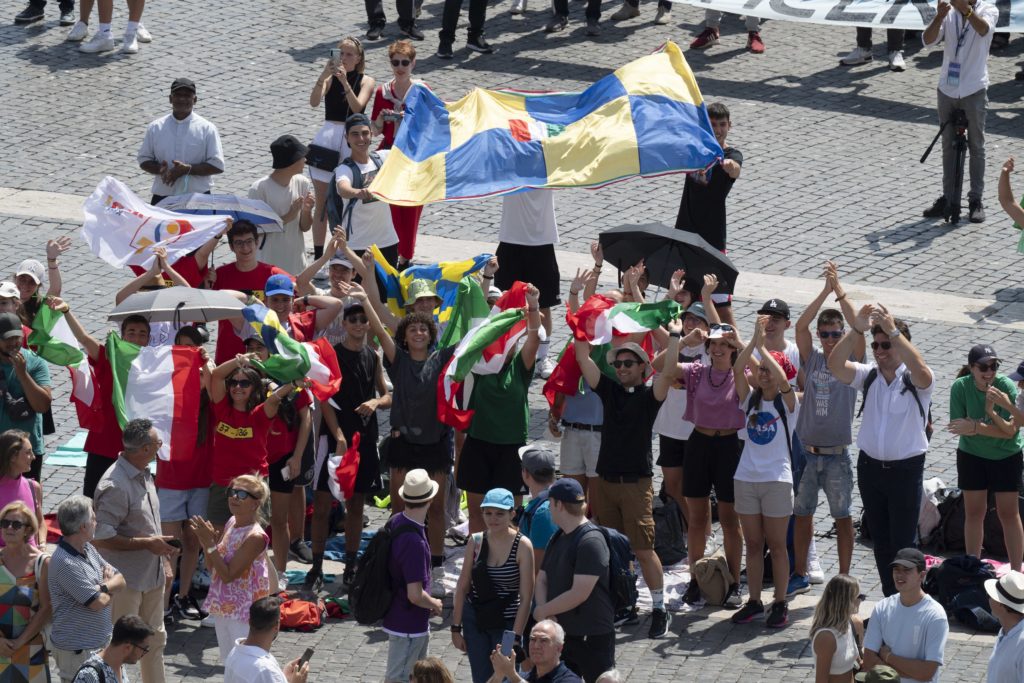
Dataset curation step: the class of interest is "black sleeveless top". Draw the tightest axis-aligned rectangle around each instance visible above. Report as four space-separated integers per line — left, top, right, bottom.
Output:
325 72 364 123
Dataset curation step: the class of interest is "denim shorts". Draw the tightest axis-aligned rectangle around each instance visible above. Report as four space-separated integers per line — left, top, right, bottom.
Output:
157 487 210 523
792 444 853 519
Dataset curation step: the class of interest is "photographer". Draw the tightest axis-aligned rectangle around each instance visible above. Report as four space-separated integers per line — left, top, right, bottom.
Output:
921 0 998 224
0 312 51 477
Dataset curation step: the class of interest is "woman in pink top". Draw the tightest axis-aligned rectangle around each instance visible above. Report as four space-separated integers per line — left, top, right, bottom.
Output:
190 474 271 664
674 324 746 606
0 431 43 547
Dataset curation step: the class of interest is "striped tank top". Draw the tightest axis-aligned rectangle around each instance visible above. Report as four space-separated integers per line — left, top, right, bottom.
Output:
470 531 523 619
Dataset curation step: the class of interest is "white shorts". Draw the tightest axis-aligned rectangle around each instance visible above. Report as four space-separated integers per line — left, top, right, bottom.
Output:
560 426 601 478
308 121 350 183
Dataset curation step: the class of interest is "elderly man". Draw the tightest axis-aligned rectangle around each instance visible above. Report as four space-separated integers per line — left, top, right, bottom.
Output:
488 619 582 683
986 571 1024 682
92 418 177 683
72 615 156 683
0 312 52 474
48 496 127 683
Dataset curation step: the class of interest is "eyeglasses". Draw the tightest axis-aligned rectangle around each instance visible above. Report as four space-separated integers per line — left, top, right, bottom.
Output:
611 360 639 369
818 330 843 339
976 361 1000 372
345 315 369 324
131 643 151 655
231 239 256 249
227 379 253 389
391 59 411 66
870 341 892 351
227 488 257 500
0 519 26 531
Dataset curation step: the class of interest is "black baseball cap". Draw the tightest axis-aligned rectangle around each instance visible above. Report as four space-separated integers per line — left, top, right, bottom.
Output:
757 298 790 320
890 547 926 571
548 478 585 504
171 78 196 94
1009 361 1024 382
0 313 23 340
345 113 371 132
967 344 999 366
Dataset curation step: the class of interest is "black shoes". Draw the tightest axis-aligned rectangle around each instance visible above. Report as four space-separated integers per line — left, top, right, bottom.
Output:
302 569 324 594
682 578 702 605
14 4 44 23
400 23 424 40
923 195 948 218
436 40 453 59
467 34 494 53
545 15 568 32
648 608 671 638
366 24 384 40
59 9 73 24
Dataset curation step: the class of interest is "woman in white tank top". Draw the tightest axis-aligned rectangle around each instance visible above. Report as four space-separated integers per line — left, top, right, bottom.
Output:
809 574 865 682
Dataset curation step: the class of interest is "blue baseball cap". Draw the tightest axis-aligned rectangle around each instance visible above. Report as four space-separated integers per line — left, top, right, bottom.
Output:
548 478 585 504
265 274 294 297
481 488 515 510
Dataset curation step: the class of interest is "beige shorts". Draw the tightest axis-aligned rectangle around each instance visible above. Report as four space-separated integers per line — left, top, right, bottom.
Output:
559 426 601 478
733 479 794 518
592 477 656 551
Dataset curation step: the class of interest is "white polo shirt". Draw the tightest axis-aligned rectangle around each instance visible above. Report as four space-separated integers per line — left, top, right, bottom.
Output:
923 0 998 99
137 112 225 197
851 362 933 461
224 640 287 683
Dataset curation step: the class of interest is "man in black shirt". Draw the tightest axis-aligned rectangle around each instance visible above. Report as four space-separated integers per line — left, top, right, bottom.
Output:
306 299 391 591
574 324 681 640
674 101 742 326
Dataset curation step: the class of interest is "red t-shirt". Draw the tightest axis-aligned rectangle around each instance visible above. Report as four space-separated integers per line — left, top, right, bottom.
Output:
156 398 214 490
213 262 290 364
209 396 272 486
83 346 123 459
266 389 311 463
128 253 209 289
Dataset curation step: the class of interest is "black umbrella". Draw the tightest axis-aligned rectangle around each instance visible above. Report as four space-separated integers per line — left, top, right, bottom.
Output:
598 223 739 295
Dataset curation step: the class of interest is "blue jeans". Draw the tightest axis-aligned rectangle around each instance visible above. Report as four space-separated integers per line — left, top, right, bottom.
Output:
463 601 514 683
857 452 924 596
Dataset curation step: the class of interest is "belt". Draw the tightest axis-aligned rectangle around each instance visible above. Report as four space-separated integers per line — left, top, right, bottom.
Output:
694 427 738 437
859 451 926 469
804 444 848 456
561 421 602 432
601 474 646 484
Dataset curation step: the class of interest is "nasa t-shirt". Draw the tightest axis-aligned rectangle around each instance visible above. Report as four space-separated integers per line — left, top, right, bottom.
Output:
735 396 800 484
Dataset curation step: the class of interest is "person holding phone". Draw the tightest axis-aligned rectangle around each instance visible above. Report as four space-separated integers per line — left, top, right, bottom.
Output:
224 596 309 683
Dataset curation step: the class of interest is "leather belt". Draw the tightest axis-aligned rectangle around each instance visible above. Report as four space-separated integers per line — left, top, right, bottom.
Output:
561 421 602 432
804 444 848 455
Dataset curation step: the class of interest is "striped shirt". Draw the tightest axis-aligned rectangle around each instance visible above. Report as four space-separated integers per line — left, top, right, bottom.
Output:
48 539 116 650
469 532 523 620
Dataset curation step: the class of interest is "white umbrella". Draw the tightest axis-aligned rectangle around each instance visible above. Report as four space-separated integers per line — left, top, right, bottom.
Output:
155 194 284 233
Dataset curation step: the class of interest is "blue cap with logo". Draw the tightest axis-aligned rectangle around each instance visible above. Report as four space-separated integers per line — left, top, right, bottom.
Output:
548 478 585 504
264 274 294 297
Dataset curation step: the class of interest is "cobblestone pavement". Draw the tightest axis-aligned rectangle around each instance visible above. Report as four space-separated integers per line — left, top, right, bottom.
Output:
4 0 1024 679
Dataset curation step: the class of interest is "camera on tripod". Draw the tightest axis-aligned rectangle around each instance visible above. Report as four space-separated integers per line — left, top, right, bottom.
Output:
920 108 969 224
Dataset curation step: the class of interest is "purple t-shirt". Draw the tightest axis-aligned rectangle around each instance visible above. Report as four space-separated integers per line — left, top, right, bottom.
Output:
680 361 744 430
382 513 431 636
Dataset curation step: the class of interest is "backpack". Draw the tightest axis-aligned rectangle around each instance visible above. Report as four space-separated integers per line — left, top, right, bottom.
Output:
692 548 734 606
349 516 420 625
652 489 687 567
857 368 933 441
514 489 550 532
326 152 384 239
922 554 996 610
923 487 966 553
550 522 639 615
277 591 327 631
982 493 1024 557
950 587 1001 633
744 391 793 458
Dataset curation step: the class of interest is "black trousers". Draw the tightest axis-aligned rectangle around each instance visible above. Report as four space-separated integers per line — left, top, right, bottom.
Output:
439 0 486 42
553 0 601 19
855 27 905 52
30 0 74 11
365 0 415 29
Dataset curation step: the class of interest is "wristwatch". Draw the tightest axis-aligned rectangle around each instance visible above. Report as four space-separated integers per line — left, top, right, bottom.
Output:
99 583 109 595
887 328 902 340
450 624 462 634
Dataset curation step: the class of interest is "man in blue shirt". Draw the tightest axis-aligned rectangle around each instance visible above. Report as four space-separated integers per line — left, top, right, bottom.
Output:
0 312 51 472
488 619 582 683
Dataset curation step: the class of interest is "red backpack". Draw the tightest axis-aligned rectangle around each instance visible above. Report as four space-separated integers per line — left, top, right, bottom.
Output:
278 591 327 632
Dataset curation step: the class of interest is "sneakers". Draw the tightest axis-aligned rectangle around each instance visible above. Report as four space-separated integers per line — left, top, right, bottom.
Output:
545 15 568 32
430 566 446 598
840 45 872 65
538 357 557 379
79 32 114 53
585 19 601 35
969 199 986 223
723 582 743 608
342 564 356 590
610 2 640 20
366 24 384 41
888 50 906 71
302 569 324 594
121 31 139 54
654 6 671 24
65 20 88 41
173 593 204 620
136 22 152 42
747 31 765 54
290 540 314 564
683 578 702 605
163 605 174 625
766 600 789 628
59 9 74 25
731 600 764 624
648 608 671 639
14 4 44 23
923 195 948 218
613 607 640 627
807 558 825 585
400 23 424 40
466 34 494 53
690 27 719 50
510 0 526 14
786 574 811 598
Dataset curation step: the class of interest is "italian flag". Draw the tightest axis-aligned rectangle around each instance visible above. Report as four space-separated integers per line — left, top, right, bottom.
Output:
28 306 98 428
106 333 202 461
327 432 361 502
542 339 615 415
438 277 491 349
301 338 342 402
569 295 681 345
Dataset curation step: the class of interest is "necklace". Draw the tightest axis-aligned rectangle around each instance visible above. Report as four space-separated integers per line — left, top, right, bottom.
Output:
708 365 729 388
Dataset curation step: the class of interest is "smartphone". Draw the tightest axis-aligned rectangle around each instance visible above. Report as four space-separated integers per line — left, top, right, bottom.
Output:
280 464 291 481
298 647 314 668
329 48 343 65
500 630 516 657
166 539 182 550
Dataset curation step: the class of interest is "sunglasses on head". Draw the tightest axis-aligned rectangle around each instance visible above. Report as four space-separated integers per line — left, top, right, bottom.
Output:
711 324 734 333
0 519 26 530
391 58 411 67
227 379 253 389
227 488 256 500
818 330 843 339
976 361 1000 372
870 341 892 351
611 359 639 369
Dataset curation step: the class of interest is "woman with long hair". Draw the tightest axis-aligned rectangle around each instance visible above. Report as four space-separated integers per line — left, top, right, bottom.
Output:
809 574 863 682
0 431 44 547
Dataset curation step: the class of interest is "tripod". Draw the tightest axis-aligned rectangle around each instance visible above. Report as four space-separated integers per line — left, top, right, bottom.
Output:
920 108 969 224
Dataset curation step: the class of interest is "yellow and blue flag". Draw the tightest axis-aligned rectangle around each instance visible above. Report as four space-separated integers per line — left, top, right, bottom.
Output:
369 41 722 206
241 302 311 380
371 247 491 326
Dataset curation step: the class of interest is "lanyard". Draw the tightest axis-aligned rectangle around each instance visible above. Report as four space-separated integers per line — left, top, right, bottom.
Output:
954 12 972 59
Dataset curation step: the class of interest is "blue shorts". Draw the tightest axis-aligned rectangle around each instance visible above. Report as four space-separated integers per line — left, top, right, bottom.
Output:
792 443 853 519
157 487 210 523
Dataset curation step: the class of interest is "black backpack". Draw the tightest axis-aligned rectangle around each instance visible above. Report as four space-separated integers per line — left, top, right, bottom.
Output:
349 516 419 625
922 554 996 610
857 368 933 441
514 489 550 532
653 489 687 567
326 152 384 239
923 487 966 553
550 522 639 615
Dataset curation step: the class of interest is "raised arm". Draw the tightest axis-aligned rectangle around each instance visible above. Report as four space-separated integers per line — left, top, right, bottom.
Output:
796 263 833 364
699 274 722 325
356 252 400 333
192 223 229 275
262 379 309 420
760 342 797 412
45 297 101 361
210 354 252 403
999 157 1024 226
829 265 866 361
351 284 396 363
872 305 932 389
733 318 763 404
827 305 872 385
654 319 683 402
44 237 72 298
923 0 949 45
296 232 346 296
574 339 602 391
520 284 542 371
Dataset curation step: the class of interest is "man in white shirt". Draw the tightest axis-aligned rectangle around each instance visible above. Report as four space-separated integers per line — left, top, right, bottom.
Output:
985 571 1024 683
249 135 315 276
862 548 948 683
828 304 933 597
921 0 998 224
225 596 309 683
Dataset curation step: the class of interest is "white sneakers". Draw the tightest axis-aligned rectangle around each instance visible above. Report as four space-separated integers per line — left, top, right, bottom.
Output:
79 33 114 53
75 22 150 52
136 22 152 42
65 20 88 41
654 6 671 24
510 0 526 14
538 356 557 380
888 50 906 71
839 45 872 66
122 31 139 53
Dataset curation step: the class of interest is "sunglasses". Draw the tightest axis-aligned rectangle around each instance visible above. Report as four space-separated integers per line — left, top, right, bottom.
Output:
976 361 1000 372
227 488 257 500
611 359 639 369
227 379 253 389
345 315 369 324
391 59 411 67
818 330 843 339
0 519 26 530
711 324 734 332
870 341 892 351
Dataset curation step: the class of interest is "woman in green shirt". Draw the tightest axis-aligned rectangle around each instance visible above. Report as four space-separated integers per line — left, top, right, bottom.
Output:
948 344 1023 570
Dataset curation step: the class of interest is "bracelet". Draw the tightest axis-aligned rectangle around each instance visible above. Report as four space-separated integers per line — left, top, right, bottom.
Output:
47 258 57 263
528 307 539 312
482 275 494 280
527 326 541 332
593 264 602 270
450 625 462 633
669 332 681 338
851 326 863 335
835 293 846 301
569 289 581 296
964 7 973 18
303 294 310 306
60 305 70 314
780 387 792 394
48 266 59 270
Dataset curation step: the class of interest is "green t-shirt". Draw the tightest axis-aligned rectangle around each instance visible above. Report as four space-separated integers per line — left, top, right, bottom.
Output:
0 349 51 455
949 374 1023 460
467 352 534 445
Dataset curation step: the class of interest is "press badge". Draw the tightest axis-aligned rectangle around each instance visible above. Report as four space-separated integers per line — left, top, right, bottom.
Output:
947 62 961 87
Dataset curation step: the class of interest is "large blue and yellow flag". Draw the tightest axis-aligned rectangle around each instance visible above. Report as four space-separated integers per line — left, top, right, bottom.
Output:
371 246 491 326
369 41 722 206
